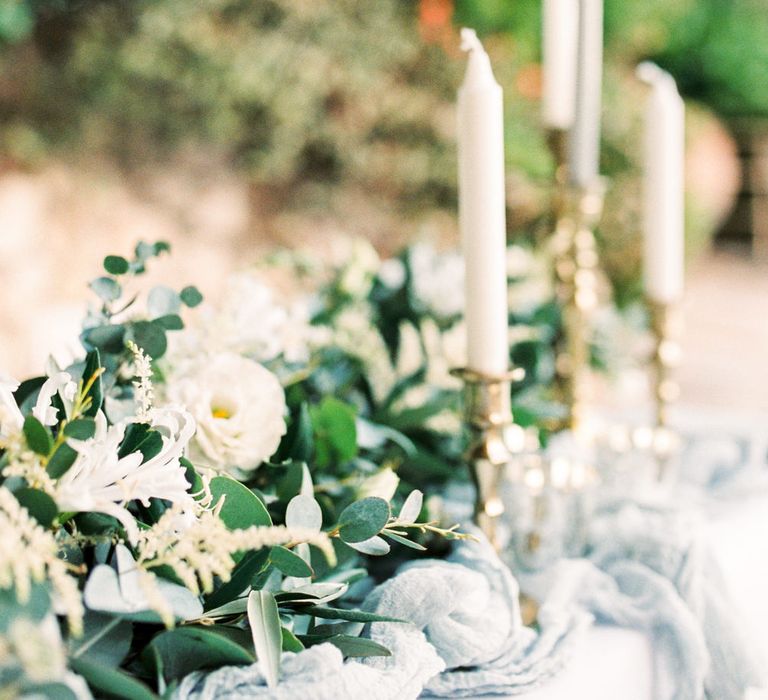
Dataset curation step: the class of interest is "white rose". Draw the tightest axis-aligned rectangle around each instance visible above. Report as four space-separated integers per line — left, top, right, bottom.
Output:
166 352 286 475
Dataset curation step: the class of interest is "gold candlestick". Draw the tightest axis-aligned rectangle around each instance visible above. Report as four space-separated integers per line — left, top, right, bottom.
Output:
551 182 605 432
451 366 525 548
648 298 683 478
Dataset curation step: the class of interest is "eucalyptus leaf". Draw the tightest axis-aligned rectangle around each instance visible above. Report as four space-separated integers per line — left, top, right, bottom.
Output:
397 490 423 523
81 324 126 354
209 476 272 530
89 276 122 303
346 535 391 556
129 320 167 359
337 497 390 543
270 546 313 578
180 285 204 308
147 285 181 317
247 590 282 689
103 255 130 275
154 313 184 331
285 494 322 531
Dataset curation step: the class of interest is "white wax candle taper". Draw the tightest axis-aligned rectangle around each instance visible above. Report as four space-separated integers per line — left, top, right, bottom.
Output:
637 62 685 303
568 0 603 187
542 0 579 130
458 28 509 376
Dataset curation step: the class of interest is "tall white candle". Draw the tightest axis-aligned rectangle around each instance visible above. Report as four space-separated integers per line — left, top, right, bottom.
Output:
542 0 579 130
637 62 685 303
458 28 509 376
568 0 603 187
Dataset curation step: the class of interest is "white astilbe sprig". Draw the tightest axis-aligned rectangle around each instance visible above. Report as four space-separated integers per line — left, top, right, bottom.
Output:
127 340 154 422
0 487 83 635
135 503 336 597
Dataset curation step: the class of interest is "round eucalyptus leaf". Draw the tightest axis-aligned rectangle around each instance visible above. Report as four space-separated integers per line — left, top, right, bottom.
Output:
180 285 204 308
285 494 322 532
129 320 167 359
89 276 122 303
337 497 390 544
103 255 130 275
147 285 181 318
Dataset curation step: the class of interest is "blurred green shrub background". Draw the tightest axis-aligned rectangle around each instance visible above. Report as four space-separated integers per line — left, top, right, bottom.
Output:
0 0 761 301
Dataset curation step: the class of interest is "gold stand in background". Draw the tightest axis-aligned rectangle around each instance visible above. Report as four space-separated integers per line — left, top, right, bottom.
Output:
551 183 605 432
648 299 683 478
451 367 525 548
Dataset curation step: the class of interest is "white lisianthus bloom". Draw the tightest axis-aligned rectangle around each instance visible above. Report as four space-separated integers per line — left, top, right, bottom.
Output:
55 407 196 543
165 353 286 476
409 243 465 320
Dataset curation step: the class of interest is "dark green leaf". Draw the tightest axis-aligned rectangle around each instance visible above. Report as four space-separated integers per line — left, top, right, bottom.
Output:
274 403 314 463
70 612 132 668
204 549 270 611
103 255 130 275
310 397 358 468
182 457 204 495
144 627 253 684
23 416 52 455
81 324 126 354
81 349 104 418
129 320 168 359
63 418 96 440
118 423 163 463
89 276 122 303
154 314 184 331
70 657 158 700
209 476 272 530
270 546 313 578
301 634 391 658
12 377 46 412
180 285 204 308
281 626 304 652
337 497 390 544
13 488 58 527
307 606 405 624
247 591 282 688
46 443 78 478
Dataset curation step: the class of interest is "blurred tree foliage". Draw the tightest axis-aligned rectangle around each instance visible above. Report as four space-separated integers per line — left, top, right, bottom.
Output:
0 0 459 212
652 0 768 119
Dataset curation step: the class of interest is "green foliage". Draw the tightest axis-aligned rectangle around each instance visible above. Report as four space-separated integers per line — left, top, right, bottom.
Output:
337 497 391 544
209 476 272 529
247 590 282 688
22 416 52 455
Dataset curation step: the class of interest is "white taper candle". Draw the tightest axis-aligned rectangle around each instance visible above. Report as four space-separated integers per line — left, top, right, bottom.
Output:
542 0 579 130
458 28 509 376
568 0 603 187
637 62 685 303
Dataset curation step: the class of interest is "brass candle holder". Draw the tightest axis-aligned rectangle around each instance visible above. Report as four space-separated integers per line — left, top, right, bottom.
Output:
451 366 525 548
648 298 683 478
551 182 605 433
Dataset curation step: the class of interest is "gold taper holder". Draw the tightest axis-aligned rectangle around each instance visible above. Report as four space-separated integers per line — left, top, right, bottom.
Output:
551 182 606 433
546 128 570 226
648 298 683 477
451 366 526 548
